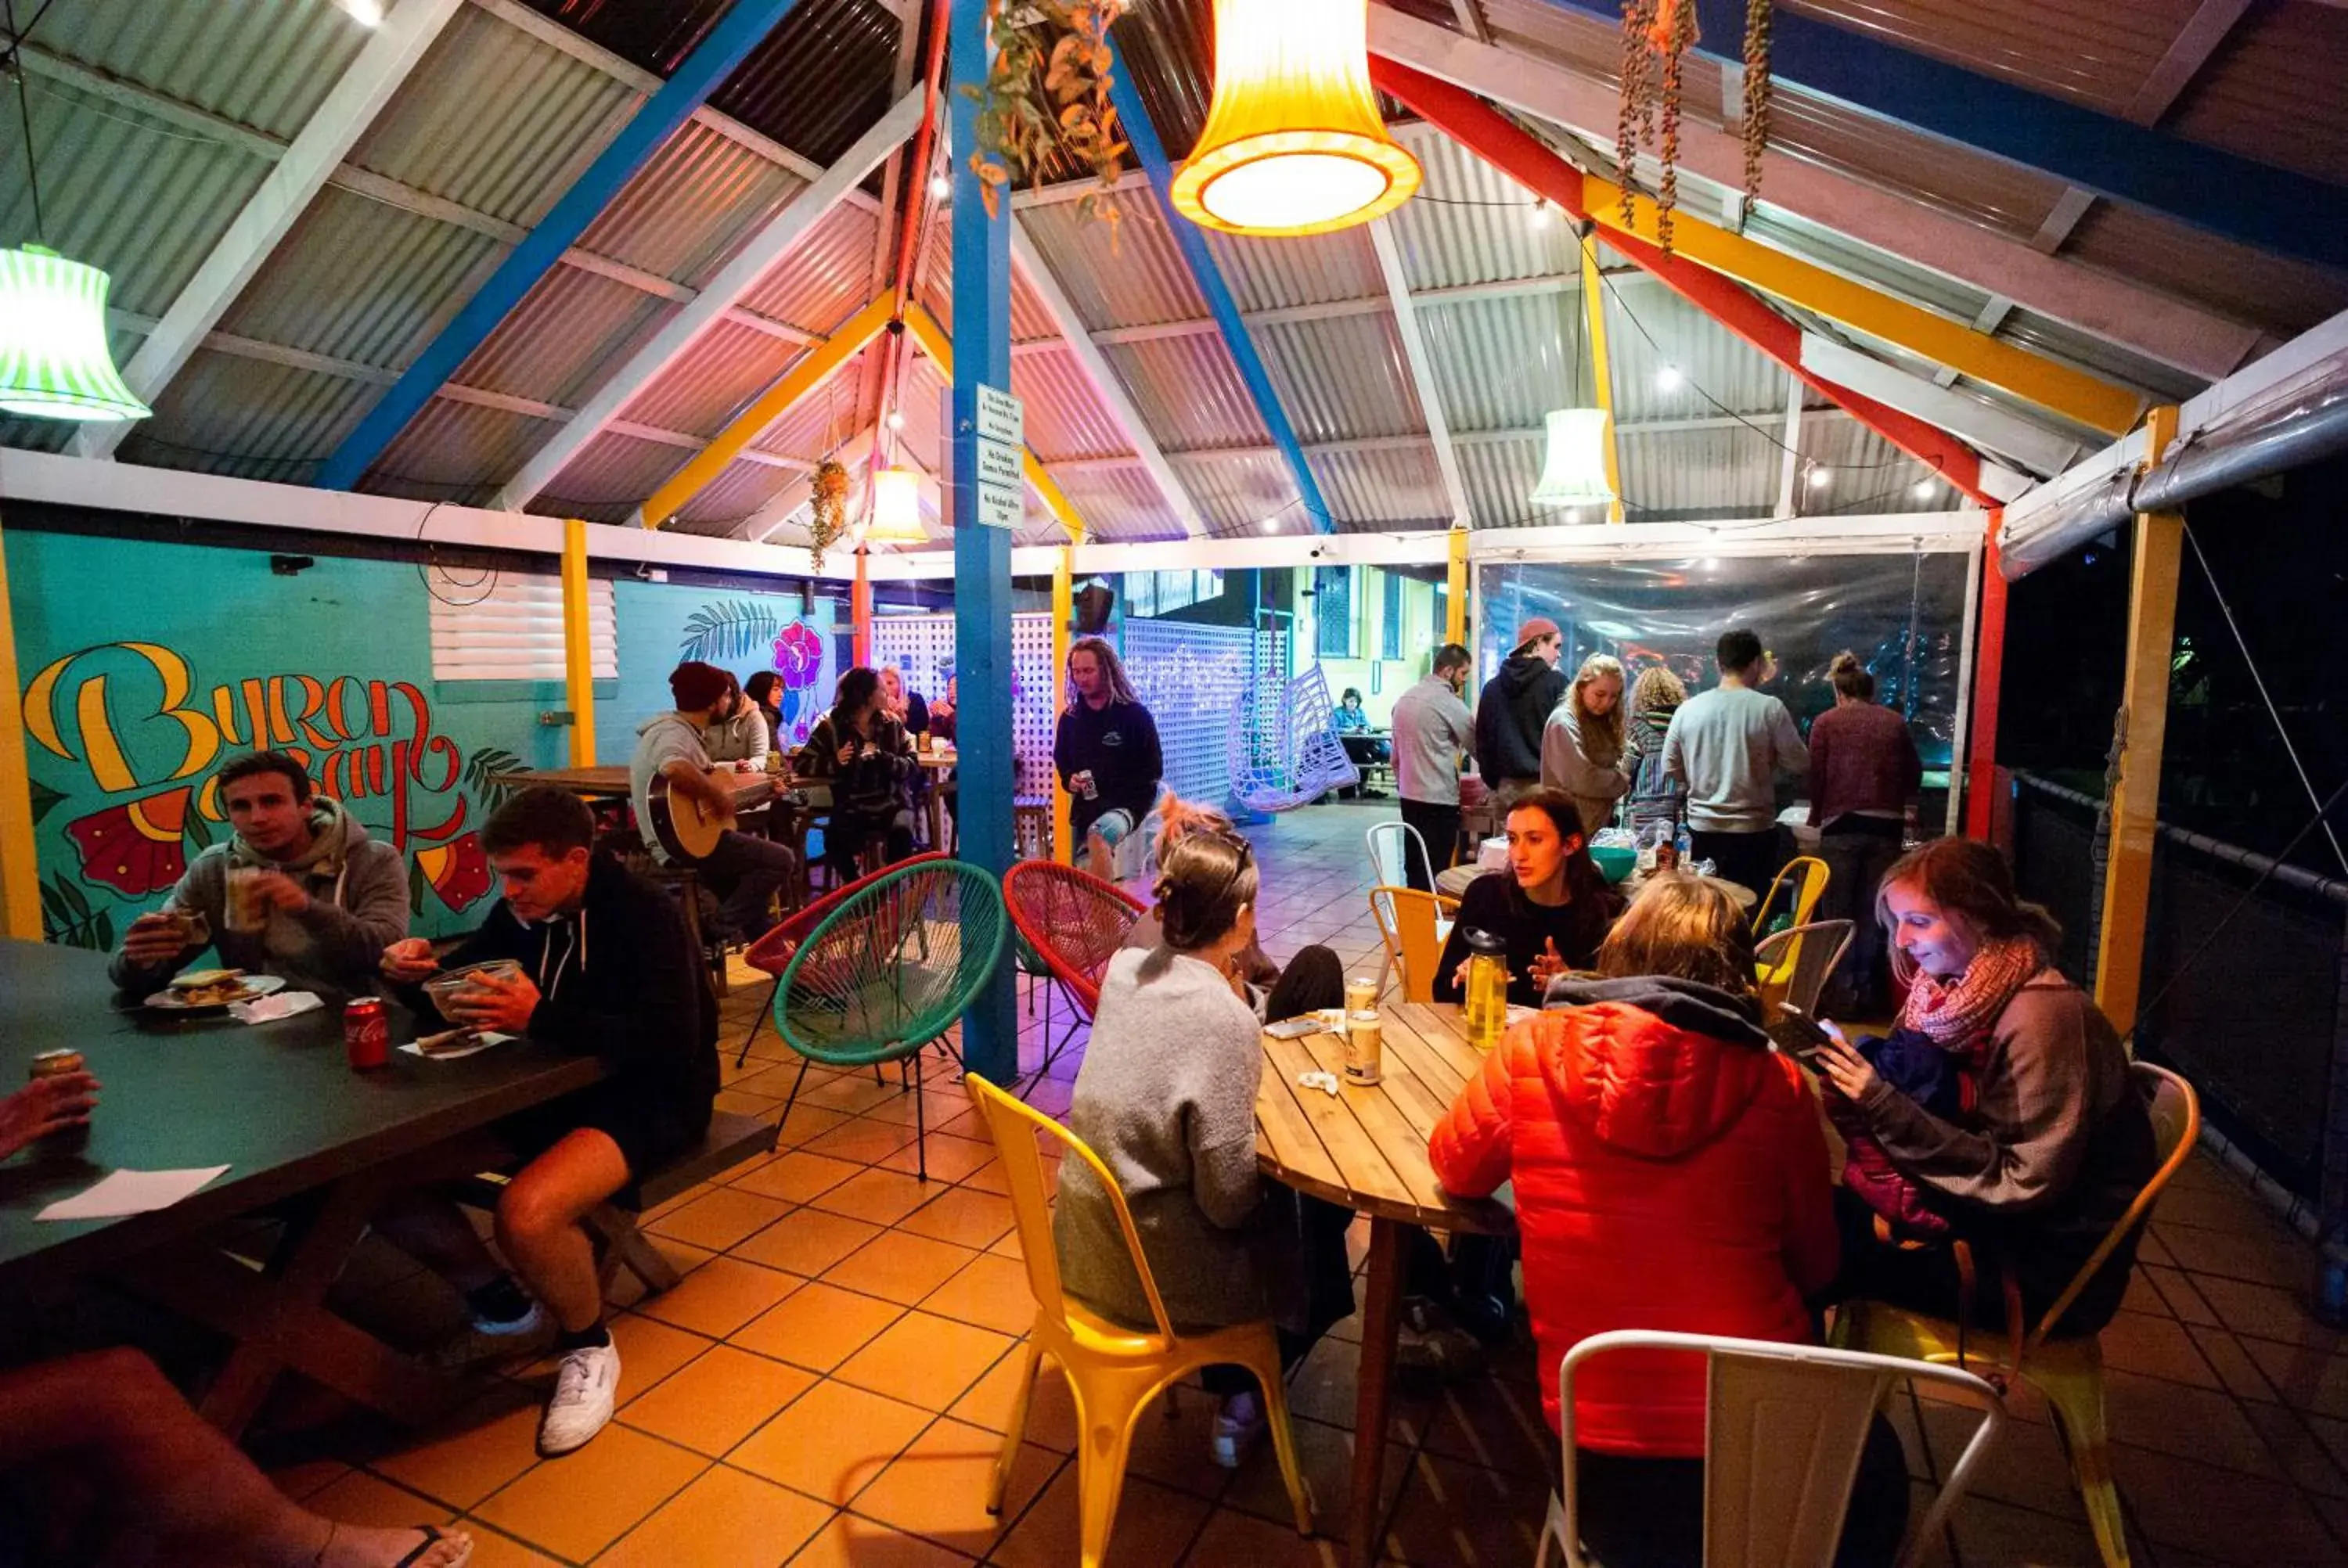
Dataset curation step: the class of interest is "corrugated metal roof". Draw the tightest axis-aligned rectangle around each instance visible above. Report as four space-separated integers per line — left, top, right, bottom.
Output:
1308 444 1451 531
1763 91 2069 243
1018 198 1207 331
1457 432 1546 529
221 188 503 368
1013 348 1134 464
536 430 690 520
1618 426 1783 520
579 119 803 286
1202 229 1385 314
118 349 373 484
1794 415 1946 518
735 203 883 334
348 5 634 227
752 347 875 460
1167 448 1304 536
1102 337 1270 452
618 318 808 437
672 458 801 535
2170 1 2348 188
1599 264 1794 422
708 0 902 167
451 265 673 405
911 207 1064 342
1253 315 1427 444
1483 0 1727 105
1048 462 1185 543
1417 292 1588 433
1386 121 1580 291
36 0 370 141
1781 0 2189 117
2062 202 2348 340
371 398 557 503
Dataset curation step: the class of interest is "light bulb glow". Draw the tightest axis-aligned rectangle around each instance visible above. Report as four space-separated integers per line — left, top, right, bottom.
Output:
1808 466 1833 488
1655 365 1684 392
1912 477 1936 498
0 246 152 423
334 0 384 24
887 409 906 430
1529 199 1550 229
928 174 951 200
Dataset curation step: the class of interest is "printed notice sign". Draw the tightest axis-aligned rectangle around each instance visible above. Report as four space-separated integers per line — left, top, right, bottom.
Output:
976 383 1023 448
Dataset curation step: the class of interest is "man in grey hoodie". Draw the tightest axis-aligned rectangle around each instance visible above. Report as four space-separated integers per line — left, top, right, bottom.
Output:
109 750 410 998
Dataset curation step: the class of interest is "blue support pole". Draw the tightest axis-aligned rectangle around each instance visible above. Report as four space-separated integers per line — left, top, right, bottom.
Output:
1105 38 1336 534
1533 0 2348 272
317 0 807 491
949 0 1018 1086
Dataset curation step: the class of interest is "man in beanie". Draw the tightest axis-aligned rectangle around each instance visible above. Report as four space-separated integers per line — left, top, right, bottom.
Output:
1472 618 1566 803
628 660 797 940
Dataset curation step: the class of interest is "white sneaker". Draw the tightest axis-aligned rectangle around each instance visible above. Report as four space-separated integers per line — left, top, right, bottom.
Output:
537 1340 621 1457
1209 1390 1265 1469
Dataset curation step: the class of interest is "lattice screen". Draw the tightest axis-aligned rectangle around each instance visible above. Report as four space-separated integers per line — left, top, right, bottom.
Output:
1122 618 1261 807
870 611 1061 833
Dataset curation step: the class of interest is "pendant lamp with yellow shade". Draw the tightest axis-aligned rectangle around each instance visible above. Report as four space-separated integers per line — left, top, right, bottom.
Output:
865 467 930 545
1169 0 1421 238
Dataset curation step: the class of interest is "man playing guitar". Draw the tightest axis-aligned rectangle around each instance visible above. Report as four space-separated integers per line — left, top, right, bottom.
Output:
630 661 797 941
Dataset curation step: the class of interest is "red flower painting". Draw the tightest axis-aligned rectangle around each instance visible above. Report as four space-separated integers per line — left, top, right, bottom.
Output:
414 832 491 912
67 787 194 897
774 620 823 689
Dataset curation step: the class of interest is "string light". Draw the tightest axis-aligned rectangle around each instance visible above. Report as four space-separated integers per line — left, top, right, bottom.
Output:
1911 477 1937 499
887 409 906 430
1655 365 1684 392
1807 466 1833 489
333 0 384 23
1529 198 1550 229
928 173 950 200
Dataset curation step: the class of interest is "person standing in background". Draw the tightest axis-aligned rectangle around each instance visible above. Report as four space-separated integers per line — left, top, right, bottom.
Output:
1054 637 1164 882
1389 643 1477 890
1807 651 1922 1012
1540 653 1629 837
1473 618 1568 802
1619 665 1689 841
1662 629 1809 898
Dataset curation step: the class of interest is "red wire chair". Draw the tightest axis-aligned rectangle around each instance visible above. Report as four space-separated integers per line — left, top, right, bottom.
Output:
1001 859 1147 1085
736 850 949 1067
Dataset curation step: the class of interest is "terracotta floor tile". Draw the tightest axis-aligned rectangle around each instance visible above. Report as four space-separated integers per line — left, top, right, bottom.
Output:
732 1150 866 1206
825 1231 984 1307
879 1132 998 1183
858 1085 943 1127
629 1254 801 1339
1376 1450 1550 1568
787 1512 977 1566
810 1167 938 1227
596 1461 836 1567
1222 1419 1409 1533
265 1456 351 1503
729 1379 934 1505
1181 1507 1343 1567
448 1525 564 1568
305 1469 457 1532
2159 1221 2309 1289
835 1310 1018 1412
733 1280 907 1372
1939 1494 2103 1568
646 1186 797 1252
2195 1271 2347 1350
1116 1383 1244 1503
989 1227 1024 1261
2144 1263 2223 1327
368 1383 546 1510
2188 1322 2285 1403
474 1425 708 1563
2108 1441 2341 1563
917 1253 1041 1337
899 1185 1018 1251
714 1087 783 1119
802 1074 907 1116
2096 1308 2226 1390
2155 1177 2300 1239
621 1342 818 1457
2100 1368 2283 1476
776 1104 854 1150
2241 1398 2348 1501
2241 1336 2348 1420
843 1415 1057 1552
990 1469 1213 1567
1916 1398 2080 1519
727 1062 807 1099
948 1347 1081 1451
734 1207 885 1276
802 1115 922 1165
1417 1375 1556 1477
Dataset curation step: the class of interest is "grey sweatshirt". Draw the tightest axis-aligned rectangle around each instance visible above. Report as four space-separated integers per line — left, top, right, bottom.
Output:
1660 684 1810 833
1053 946 1286 1332
107 796 411 998
1540 702 1628 836
1390 674 1475 806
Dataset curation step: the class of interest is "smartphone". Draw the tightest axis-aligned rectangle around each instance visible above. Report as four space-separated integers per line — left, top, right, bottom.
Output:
1768 1005 1838 1063
1265 1016 1329 1040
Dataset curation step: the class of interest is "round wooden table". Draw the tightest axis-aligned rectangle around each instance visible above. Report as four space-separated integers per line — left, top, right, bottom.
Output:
1255 1001 1513 1568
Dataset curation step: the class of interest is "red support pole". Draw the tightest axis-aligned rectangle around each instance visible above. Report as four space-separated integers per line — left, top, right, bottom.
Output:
852 550 874 667
1370 56 1997 509
1964 525 2010 840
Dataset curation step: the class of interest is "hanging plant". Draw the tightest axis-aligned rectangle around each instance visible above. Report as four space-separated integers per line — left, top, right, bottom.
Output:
1616 0 1775 256
963 1 1129 243
808 459 851 571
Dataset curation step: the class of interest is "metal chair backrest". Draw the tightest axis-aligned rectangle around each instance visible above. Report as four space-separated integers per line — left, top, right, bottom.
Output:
1753 919 1854 1016
1366 820 1434 892
1003 859 1147 1018
776 858 1007 1062
963 1073 1177 1346
1755 854 1831 933
2026 1061 2200 1348
744 850 949 978
1369 885 1455 1004
1557 1330 2006 1568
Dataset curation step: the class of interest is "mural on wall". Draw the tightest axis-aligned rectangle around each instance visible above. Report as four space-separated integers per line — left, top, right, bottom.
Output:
672 598 828 748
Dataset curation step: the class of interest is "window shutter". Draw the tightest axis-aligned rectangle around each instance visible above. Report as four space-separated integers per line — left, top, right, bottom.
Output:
427 569 617 682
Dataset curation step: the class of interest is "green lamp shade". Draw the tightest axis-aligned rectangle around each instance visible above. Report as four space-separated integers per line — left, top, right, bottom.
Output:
0 245 151 423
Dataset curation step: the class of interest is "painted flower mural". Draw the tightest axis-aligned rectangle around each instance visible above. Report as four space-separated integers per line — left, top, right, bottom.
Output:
415 832 492 912
67 786 195 897
775 621 823 689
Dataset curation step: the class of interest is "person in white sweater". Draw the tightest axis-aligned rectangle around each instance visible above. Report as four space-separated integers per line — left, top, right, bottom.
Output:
1661 628 1809 897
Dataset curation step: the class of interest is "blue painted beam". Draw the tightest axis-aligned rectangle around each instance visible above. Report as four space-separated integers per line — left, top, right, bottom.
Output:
1105 38 1337 534
317 0 806 491
1532 0 2348 272
949 0 1018 1082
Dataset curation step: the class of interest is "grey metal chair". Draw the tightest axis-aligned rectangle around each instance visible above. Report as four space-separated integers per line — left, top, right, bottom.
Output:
1754 919 1854 1020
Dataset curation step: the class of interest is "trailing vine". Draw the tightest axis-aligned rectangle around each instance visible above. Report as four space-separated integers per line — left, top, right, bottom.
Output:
963 1 1129 243
808 459 851 571
1615 0 1776 256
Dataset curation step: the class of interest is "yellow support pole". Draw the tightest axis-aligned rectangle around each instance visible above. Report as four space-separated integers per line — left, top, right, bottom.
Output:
2094 405 2184 1038
1052 549 1074 865
0 509 41 939
1446 524 1469 650
560 517 599 768
1583 174 2145 437
641 294 898 529
1579 236 1624 525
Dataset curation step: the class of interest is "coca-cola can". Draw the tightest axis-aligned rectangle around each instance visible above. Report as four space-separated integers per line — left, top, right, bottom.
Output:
344 998 391 1070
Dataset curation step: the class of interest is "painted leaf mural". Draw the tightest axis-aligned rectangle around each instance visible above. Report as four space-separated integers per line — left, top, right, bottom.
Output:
679 601 783 664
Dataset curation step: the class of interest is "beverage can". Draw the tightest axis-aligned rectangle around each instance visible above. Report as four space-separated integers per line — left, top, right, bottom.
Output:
1344 1011 1383 1086
1344 974 1377 1015
27 1050 90 1150
344 998 391 1071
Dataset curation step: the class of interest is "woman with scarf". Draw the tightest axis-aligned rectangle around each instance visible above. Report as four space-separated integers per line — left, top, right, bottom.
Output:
1813 837 2156 1336
1540 653 1628 837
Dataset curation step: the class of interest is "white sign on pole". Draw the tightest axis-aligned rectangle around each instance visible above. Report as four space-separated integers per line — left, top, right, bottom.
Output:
974 437 1022 491
976 383 1023 448
976 483 1022 530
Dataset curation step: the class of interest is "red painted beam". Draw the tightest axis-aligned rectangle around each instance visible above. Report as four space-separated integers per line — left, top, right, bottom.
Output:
1370 56 1997 509
1965 523 2009 840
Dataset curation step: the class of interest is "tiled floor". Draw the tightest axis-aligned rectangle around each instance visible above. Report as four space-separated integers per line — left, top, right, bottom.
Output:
262 802 2348 1566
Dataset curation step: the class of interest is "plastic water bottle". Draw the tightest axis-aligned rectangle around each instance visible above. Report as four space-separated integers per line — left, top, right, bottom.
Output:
1675 825 1693 865
2316 1222 2348 1330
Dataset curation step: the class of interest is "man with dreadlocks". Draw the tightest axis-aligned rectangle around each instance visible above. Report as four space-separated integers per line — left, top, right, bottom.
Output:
1053 635 1164 882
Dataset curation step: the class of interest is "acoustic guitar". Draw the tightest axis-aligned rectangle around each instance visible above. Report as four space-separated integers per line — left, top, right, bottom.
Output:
647 771 733 863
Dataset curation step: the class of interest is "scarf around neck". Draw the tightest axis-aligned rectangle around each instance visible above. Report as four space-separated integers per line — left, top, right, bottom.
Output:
1899 936 2041 1060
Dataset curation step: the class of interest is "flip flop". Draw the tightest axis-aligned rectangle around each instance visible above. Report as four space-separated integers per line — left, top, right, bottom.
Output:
391 1526 474 1568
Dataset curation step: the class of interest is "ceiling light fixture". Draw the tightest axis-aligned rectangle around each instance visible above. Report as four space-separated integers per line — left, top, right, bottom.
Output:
1527 409 1617 509
1529 198 1550 229
887 408 906 430
1655 365 1684 392
928 173 951 200
1808 466 1832 488
866 469 928 544
333 0 384 23
1171 0 1421 238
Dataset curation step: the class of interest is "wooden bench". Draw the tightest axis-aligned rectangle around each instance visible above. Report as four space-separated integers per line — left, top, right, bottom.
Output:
586 1110 780 1295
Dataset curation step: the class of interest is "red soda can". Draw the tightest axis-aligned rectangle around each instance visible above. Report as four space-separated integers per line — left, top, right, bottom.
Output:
344 998 390 1070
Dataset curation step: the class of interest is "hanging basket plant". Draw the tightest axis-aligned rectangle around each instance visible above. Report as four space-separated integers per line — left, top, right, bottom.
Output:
963 1 1130 243
1617 0 1774 256
808 459 852 571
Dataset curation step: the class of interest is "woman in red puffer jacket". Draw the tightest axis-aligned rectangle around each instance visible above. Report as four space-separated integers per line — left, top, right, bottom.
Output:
1431 874 1906 1566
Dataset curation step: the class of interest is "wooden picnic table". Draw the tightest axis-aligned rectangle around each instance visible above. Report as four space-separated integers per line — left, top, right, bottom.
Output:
490 764 778 811
0 940 602 1437
1255 1001 1513 1568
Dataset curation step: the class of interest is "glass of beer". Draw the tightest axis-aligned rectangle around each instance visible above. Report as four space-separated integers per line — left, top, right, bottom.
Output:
223 867 267 933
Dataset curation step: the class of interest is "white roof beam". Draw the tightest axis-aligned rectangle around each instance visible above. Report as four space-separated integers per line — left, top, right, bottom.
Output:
1775 377 1804 519
1799 334 2079 478
494 88 923 512
1370 217 1473 528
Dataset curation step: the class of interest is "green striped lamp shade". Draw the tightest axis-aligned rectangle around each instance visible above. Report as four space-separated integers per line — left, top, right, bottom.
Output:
0 246 150 422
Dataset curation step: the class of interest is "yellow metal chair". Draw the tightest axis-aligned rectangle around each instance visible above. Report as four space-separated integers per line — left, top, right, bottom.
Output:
963 1074 1313 1566
1370 885 1459 1003
1754 854 1830 934
1840 1062 2201 1568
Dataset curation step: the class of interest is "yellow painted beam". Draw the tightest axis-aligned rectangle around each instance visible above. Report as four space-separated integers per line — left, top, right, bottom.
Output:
905 305 1092 541
1579 237 1624 525
1584 174 2145 437
0 509 40 939
2094 405 2183 1038
1052 549 1074 865
560 517 598 768
1446 525 1469 650
641 293 898 529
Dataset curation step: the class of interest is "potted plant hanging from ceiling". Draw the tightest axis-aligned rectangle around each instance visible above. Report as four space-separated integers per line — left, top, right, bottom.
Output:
1616 0 1775 256
808 459 852 572
964 2 1130 243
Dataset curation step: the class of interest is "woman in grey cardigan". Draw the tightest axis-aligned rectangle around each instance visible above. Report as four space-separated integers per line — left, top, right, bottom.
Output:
1053 800 1351 1468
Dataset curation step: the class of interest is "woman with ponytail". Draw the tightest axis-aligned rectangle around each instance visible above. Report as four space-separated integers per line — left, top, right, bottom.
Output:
1054 796 1352 1468
1813 838 2156 1336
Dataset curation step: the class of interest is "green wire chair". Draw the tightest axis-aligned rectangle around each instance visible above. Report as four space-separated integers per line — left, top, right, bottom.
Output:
773 858 1010 1181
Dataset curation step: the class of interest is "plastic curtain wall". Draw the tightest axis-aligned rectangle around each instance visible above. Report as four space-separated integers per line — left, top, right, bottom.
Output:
1475 552 1972 770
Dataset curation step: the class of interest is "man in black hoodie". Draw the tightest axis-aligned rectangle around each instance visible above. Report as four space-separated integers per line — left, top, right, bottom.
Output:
1473 617 1566 803
376 787 717 1458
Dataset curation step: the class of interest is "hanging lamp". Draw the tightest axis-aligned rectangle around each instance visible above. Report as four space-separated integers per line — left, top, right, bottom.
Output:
865 468 929 544
1169 0 1421 238
1527 409 1616 509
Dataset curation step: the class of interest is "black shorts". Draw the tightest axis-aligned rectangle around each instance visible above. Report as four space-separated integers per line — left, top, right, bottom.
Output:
495 1083 711 1190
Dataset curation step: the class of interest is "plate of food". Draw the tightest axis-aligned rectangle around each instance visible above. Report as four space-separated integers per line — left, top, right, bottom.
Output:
145 970 286 1012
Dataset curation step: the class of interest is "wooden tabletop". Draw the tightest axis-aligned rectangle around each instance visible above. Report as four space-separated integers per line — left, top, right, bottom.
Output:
1255 1002 1513 1235
492 765 778 807
0 940 602 1283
